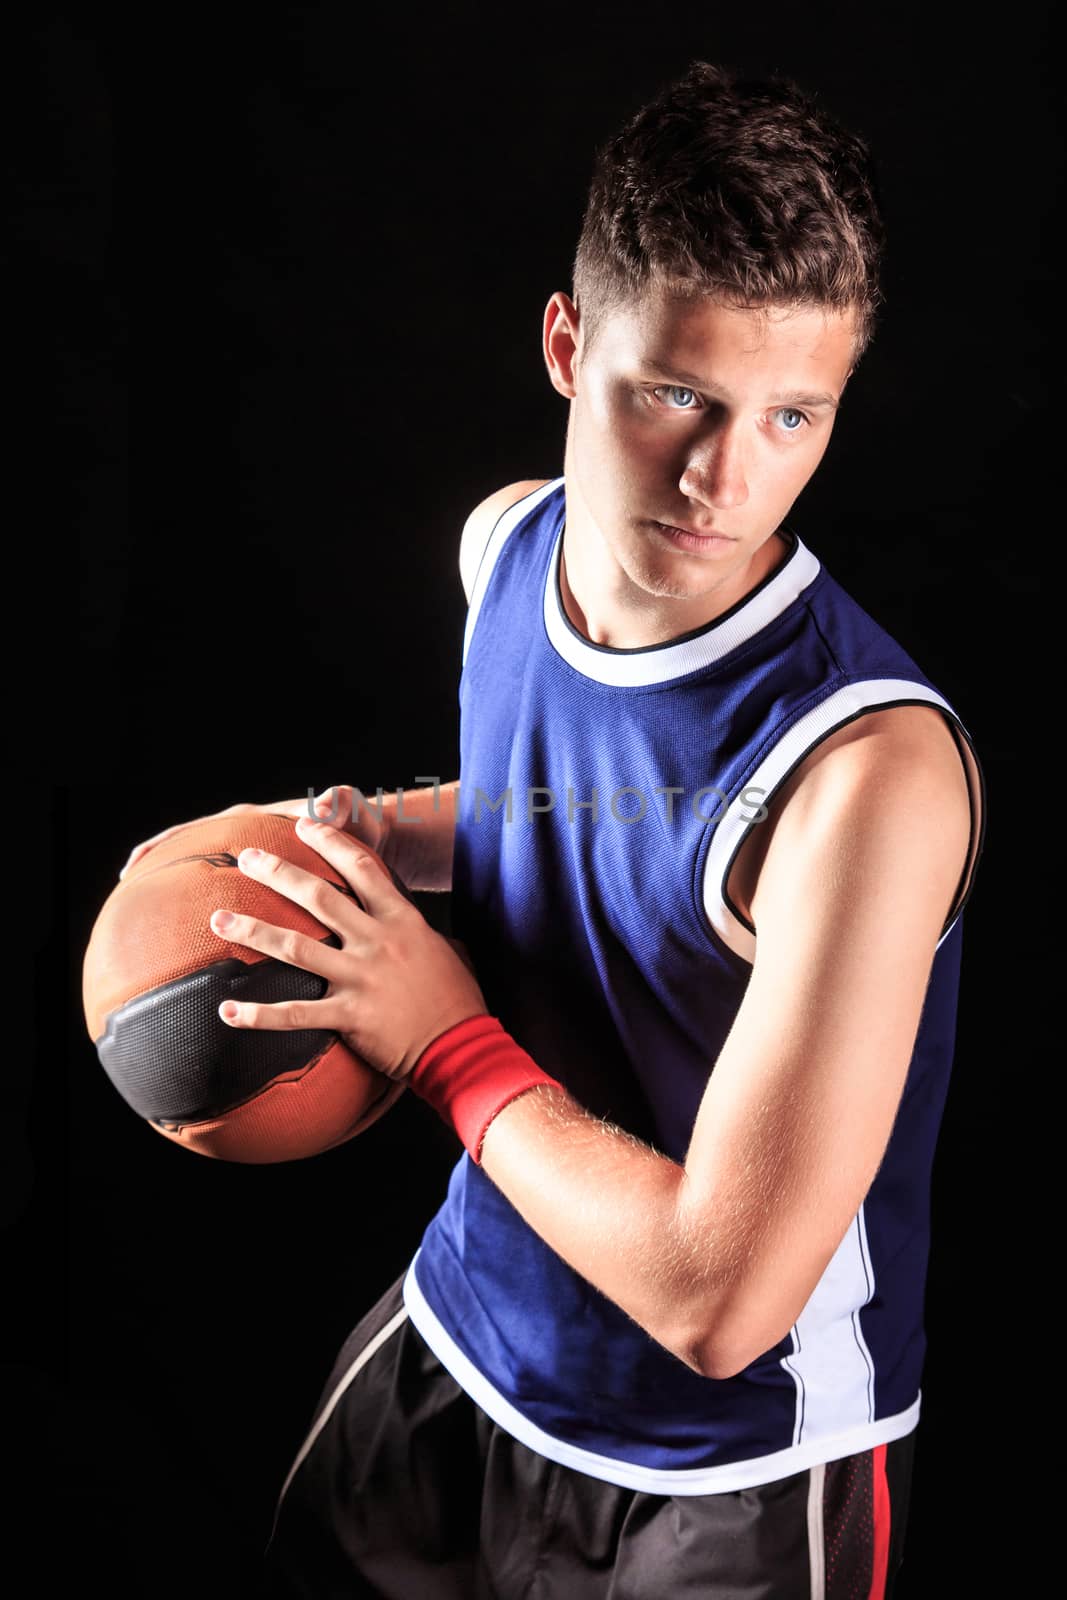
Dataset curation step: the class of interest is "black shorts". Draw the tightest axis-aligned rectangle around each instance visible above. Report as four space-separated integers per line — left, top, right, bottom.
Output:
261 1272 915 1599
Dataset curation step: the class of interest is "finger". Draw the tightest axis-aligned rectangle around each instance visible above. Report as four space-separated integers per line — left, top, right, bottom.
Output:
217 995 340 1031
294 817 405 916
310 786 388 852
310 784 353 826
208 908 350 981
311 784 376 837
119 850 142 879
264 797 316 820
120 808 231 879
235 842 364 933
119 827 182 879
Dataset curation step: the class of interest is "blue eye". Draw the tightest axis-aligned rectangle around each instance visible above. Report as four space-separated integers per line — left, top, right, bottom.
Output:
653 386 700 410
775 408 807 432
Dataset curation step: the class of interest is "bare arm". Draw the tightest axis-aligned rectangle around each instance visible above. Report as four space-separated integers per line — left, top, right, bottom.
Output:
119 783 460 887
378 778 460 892
479 708 975 1379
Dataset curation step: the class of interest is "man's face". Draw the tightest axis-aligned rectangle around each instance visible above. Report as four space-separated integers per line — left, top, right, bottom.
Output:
544 282 857 641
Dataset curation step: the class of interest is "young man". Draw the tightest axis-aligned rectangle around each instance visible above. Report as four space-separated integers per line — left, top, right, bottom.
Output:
126 59 985 1598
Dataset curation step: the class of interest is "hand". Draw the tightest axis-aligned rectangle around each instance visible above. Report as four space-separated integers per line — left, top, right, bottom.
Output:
119 785 389 881
208 814 488 1080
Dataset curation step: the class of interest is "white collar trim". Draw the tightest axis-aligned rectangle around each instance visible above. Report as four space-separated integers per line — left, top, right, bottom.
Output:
542 501 822 687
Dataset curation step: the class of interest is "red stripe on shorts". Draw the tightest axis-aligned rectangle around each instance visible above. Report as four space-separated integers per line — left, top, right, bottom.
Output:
868 1442 891 1599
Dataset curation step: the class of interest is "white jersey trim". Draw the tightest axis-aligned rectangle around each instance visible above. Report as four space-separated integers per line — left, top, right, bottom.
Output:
784 1206 878 1447
543 521 823 687
462 477 563 669
703 678 980 965
458 471 825 688
403 1253 920 1496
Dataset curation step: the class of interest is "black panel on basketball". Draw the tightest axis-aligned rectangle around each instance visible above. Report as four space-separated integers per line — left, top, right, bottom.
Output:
96 938 342 1122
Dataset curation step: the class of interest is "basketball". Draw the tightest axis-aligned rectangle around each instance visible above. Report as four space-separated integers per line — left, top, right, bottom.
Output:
82 812 406 1162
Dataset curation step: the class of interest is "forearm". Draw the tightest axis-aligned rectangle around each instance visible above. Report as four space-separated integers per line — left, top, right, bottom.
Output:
380 777 459 892
479 1083 722 1375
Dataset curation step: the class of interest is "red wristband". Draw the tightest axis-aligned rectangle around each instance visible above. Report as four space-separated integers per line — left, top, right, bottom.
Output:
409 1013 564 1163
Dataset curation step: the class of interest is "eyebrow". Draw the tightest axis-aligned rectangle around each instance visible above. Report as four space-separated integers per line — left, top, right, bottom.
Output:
643 364 840 411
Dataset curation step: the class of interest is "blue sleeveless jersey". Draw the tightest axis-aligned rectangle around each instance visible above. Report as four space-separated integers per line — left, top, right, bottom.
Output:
404 477 985 1494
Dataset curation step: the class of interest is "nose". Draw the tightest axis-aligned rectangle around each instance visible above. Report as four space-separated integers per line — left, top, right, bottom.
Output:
679 420 749 512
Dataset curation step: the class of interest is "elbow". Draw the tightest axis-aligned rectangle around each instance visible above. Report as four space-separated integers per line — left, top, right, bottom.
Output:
686 1335 751 1383
676 1307 792 1382
670 1317 750 1381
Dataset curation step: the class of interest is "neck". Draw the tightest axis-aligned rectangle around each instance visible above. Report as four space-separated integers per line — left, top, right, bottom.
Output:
558 520 791 651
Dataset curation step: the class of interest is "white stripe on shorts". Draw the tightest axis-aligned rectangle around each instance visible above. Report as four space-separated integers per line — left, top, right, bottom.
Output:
807 1460 827 1600
266 1303 409 1547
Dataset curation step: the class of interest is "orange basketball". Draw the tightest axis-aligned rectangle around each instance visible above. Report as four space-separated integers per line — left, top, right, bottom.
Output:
82 812 405 1162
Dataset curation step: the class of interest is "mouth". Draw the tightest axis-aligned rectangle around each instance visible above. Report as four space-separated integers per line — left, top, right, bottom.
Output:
650 520 737 551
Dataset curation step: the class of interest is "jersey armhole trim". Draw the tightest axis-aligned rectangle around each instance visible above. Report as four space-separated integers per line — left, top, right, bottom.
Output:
699 679 985 965
462 478 563 667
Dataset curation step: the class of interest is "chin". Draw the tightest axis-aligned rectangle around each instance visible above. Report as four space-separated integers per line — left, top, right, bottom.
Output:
629 556 706 601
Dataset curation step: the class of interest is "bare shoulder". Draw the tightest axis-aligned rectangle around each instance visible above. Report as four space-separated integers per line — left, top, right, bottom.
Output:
735 703 978 929
766 704 971 833
459 479 554 603
804 702 970 787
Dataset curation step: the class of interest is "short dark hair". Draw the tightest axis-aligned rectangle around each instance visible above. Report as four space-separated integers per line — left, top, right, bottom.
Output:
572 61 886 364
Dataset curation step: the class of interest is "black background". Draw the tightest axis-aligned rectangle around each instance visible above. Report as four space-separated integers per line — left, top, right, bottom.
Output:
15 4 1053 1594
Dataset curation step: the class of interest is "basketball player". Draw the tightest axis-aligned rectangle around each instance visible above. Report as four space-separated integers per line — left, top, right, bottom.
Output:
124 61 985 1597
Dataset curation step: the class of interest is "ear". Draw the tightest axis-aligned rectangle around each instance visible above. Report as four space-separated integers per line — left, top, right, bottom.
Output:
543 291 582 399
